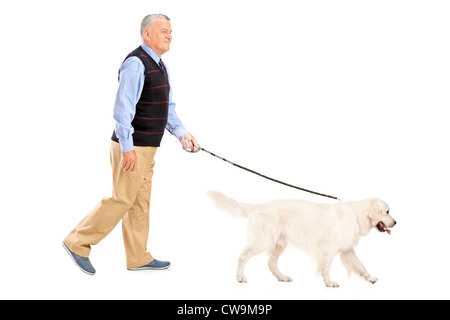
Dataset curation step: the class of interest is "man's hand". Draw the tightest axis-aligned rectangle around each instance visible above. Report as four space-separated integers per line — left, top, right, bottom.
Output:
121 150 137 173
180 133 199 152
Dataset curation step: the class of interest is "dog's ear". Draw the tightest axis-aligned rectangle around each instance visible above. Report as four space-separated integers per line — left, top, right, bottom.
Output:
368 198 381 225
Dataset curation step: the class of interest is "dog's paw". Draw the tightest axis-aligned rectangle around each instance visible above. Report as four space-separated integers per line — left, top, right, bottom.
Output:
367 276 378 284
278 276 292 282
325 281 339 288
236 275 247 283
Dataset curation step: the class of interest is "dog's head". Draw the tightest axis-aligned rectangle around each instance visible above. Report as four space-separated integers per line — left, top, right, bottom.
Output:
368 198 396 234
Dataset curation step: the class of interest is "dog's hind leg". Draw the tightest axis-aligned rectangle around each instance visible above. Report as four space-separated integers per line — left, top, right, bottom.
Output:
317 251 339 288
236 244 263 283
267 238 292 282
340 249 378 284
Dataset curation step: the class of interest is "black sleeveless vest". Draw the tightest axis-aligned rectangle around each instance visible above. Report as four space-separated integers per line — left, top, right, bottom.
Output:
111 46 170 147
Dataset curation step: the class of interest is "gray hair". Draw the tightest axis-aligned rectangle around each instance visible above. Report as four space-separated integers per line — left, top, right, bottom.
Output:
140 14 170 37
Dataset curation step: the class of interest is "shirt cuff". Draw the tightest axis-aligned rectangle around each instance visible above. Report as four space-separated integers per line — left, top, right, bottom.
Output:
119 137 134 153
173 127 189 140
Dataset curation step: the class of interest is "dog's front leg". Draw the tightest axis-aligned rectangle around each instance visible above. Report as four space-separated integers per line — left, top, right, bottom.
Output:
340 249 378 284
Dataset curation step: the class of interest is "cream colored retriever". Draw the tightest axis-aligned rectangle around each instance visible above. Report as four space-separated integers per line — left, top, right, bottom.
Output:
207 191 396 288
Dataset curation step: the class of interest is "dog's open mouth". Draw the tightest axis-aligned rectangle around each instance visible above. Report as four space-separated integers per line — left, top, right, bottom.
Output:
376 221 391 235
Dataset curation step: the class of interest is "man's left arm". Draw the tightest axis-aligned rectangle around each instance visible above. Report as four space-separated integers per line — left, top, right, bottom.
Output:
165 67 199 151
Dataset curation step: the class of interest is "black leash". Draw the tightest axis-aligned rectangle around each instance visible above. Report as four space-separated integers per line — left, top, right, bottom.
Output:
184 146 340 201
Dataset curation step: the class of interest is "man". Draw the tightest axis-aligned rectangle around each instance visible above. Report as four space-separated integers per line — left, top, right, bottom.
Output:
63 14 199 275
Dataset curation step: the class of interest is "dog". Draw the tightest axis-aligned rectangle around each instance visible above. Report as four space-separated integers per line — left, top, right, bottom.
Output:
207 191 396 288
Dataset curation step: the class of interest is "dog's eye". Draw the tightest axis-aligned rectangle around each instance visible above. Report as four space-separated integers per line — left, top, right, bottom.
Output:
386 210 390 215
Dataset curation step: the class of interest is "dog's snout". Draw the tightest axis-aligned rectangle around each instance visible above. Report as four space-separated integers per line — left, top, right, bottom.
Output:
393 220 397 226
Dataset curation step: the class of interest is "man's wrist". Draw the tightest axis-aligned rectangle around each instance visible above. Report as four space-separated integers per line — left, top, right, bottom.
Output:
120 138 134 153
176 128 189 141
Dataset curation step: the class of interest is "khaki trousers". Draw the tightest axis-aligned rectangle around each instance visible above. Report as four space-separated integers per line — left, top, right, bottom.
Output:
64 141 157 269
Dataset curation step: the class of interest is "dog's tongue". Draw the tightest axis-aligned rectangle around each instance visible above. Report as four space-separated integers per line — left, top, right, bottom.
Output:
377 221 391 235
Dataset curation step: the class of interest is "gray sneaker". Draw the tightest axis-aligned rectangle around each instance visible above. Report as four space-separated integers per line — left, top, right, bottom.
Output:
62 242 96 275
127 259 171 271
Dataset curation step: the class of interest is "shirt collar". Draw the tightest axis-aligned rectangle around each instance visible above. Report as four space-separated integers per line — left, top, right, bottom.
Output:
140 43 161 64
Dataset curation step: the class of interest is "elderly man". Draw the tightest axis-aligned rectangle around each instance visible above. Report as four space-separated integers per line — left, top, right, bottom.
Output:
63 14 198 275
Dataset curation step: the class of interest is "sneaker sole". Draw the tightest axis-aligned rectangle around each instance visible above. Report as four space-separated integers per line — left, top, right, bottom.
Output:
127 264 171 271
62 242 95 276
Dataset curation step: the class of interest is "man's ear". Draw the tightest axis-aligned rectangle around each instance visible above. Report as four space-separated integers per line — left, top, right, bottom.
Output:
143 29 151 42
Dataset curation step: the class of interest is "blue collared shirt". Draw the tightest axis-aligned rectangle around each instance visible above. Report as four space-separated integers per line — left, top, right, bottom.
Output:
113 44 188 152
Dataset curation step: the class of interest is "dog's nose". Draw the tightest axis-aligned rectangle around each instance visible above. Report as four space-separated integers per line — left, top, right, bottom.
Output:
393 220 397 226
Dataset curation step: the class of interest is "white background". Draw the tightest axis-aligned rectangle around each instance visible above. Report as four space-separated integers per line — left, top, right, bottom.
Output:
1 0 449 300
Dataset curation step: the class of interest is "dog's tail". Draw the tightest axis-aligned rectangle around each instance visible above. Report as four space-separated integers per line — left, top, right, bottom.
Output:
207 191 251 219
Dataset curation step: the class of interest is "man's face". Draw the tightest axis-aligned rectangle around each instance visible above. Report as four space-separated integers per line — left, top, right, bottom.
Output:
144 18 172 56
